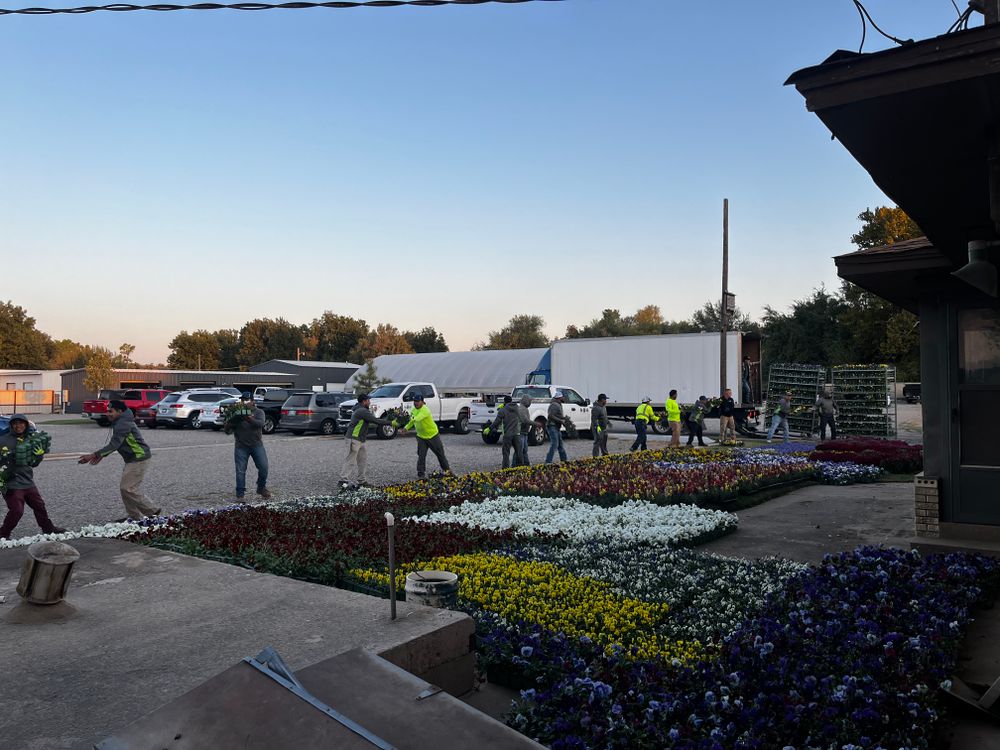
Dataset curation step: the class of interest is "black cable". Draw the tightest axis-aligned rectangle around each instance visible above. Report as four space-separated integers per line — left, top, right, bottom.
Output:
950 0 961 16
851 0 912 47
947 4 974 33
0 0 563 15
852 0 866 53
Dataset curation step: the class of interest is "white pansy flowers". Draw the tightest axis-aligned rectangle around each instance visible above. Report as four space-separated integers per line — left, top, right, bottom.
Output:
415 496 737 546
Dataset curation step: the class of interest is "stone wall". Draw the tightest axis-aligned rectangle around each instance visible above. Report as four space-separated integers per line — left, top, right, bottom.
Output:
915 474 940 538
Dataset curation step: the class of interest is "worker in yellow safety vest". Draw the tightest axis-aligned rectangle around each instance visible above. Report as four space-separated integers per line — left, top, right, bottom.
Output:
398 393 452 479
631 397 659 452
665 389 682 447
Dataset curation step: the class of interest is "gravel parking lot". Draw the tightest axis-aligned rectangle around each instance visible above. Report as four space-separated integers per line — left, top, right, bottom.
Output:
7 418 635 539
6 403 922 542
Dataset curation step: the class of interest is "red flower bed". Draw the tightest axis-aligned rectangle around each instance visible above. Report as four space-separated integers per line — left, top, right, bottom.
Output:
810 437 922 474
137 501 521 586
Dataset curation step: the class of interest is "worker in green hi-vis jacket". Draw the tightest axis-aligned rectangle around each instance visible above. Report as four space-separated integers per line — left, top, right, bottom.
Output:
398 393 452 479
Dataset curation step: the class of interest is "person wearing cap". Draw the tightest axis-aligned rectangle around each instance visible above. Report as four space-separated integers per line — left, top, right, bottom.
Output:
545 391 569 464
341 392 393 488
225 392 271 500
631 396 658 452
767 390 792 443
400 393 451 478
686 396 709 447
665 390 682 448
0 415 64 540
592 393 611 457
78 399 161 520
815 385 839 441
485 395 529 469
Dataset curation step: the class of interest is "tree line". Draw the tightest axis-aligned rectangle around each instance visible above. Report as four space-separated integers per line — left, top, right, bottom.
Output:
0 206 922 382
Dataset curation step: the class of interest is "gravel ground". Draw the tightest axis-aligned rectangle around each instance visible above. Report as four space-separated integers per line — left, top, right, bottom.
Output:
5 403 923 541
5 419 635 540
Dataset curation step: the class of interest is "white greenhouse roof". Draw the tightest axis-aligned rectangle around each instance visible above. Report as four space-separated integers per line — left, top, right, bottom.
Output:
346 349 548 392
268 360 360 369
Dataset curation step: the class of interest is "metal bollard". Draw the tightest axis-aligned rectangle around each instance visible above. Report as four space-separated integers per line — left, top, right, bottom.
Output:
385 512 396 620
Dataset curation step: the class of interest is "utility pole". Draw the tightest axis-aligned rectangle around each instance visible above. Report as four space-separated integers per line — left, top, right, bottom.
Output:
979 0 1000 25
720 199 729 396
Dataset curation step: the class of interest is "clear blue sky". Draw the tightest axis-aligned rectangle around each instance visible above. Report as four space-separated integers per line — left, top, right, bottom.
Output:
0 0 966 363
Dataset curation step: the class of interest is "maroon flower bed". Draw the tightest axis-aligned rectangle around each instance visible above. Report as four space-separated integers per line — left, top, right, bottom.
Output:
810 437 922 474
136 501 521 586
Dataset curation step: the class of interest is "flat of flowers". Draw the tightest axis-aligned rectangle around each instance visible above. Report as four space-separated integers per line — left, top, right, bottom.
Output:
0 538 473 750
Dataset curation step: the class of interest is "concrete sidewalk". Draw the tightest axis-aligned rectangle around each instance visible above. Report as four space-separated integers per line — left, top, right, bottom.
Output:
0 539 474 750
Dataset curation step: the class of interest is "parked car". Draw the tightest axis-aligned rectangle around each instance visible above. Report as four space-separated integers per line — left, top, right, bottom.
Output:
470 385 593 445
254 388 314 434
83 389 169 426
280 392 353 435
198 397 239 431
155 390 239 428
903 383 921 404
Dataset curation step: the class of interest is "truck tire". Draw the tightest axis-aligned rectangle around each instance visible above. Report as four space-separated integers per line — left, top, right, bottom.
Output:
481 430 501 445
528 420 546 446
320 419 337 436
453 410 471 435
146 421 158 429
263 415 276 435
376 422 397 440
651 419 670 435
97 417 110 427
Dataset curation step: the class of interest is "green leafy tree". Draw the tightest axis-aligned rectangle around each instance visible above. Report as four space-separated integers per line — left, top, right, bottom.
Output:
215 329 241 369
0 301 51 368
309 313 370 362
237 318 307 367
348 324 414 364
113 343 136 368
566 305 700 338
352 361 388 394
83 347 117 392
477 314 549 350
168 330 224 369
49 339 95 369
403 326 449 353
566 309 630 339
760 287 849 376
690 300 758 333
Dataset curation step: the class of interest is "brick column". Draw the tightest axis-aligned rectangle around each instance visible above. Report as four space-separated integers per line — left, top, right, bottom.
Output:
914 475 940 538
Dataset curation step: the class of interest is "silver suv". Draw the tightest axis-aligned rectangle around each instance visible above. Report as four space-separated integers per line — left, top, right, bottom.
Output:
156 390 238 428
280 392 353 436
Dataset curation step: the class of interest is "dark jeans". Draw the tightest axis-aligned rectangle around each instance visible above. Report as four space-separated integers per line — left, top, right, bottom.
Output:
630 421 648 451
501 432 526 469
1 486 57 539
518 434 530 466
819 413 838 440
235 444 269 497
742 377 752 404
417 435 450 476
545 425 567 463
686 419 706 446
593 429 609 457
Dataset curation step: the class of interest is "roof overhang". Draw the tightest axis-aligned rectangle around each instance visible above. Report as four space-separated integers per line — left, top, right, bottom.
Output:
786 25 1000 266
834 237 953 311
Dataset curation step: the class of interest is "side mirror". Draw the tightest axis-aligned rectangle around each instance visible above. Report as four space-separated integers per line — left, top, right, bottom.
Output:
402 394 413 402
584 398 591 406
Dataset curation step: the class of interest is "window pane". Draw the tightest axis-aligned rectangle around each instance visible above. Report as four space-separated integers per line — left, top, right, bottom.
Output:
959 309 1000 385
961 389 1000 466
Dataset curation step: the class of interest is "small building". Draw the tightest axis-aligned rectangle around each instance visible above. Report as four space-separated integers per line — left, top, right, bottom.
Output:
60 368 298 413
249 360 360 393
0 369 67 414
788 22 1000 545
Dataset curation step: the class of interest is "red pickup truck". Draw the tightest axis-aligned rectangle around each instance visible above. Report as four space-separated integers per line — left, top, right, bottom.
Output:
83 389 170 426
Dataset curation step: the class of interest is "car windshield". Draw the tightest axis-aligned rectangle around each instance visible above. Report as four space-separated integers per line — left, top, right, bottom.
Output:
512 387 552 400
369 385 406 398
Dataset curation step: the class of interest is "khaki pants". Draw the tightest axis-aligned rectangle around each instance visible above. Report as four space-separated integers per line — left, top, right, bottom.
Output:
121 460 159 519
341 439 368 484
719 415 736 442
669 420 681 447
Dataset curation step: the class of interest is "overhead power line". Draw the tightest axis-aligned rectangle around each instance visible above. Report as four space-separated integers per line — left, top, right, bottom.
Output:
0 0 563 16
850 0 913 52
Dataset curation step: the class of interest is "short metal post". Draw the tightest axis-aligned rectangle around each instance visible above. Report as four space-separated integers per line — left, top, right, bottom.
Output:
385 512 396 620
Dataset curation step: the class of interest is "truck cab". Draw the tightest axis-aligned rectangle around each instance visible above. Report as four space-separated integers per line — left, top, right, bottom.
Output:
471 384 592 445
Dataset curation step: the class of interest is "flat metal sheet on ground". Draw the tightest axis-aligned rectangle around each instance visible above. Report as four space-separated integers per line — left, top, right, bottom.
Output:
97 649 542 750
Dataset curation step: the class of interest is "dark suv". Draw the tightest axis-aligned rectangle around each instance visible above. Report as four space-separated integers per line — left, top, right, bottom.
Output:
280 392 353 435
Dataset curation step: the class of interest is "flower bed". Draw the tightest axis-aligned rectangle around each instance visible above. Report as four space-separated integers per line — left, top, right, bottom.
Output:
811 436 923 473
506 547 999 749
414 497 737 547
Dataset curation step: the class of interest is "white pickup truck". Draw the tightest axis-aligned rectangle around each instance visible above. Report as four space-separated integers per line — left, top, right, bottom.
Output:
470 384 593 445
337 382 474 440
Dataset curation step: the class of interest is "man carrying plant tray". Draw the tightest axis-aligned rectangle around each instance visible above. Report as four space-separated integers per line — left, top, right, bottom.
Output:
224 393 272 501
340 392 393 489
0 415 65 540
398 393 452 479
